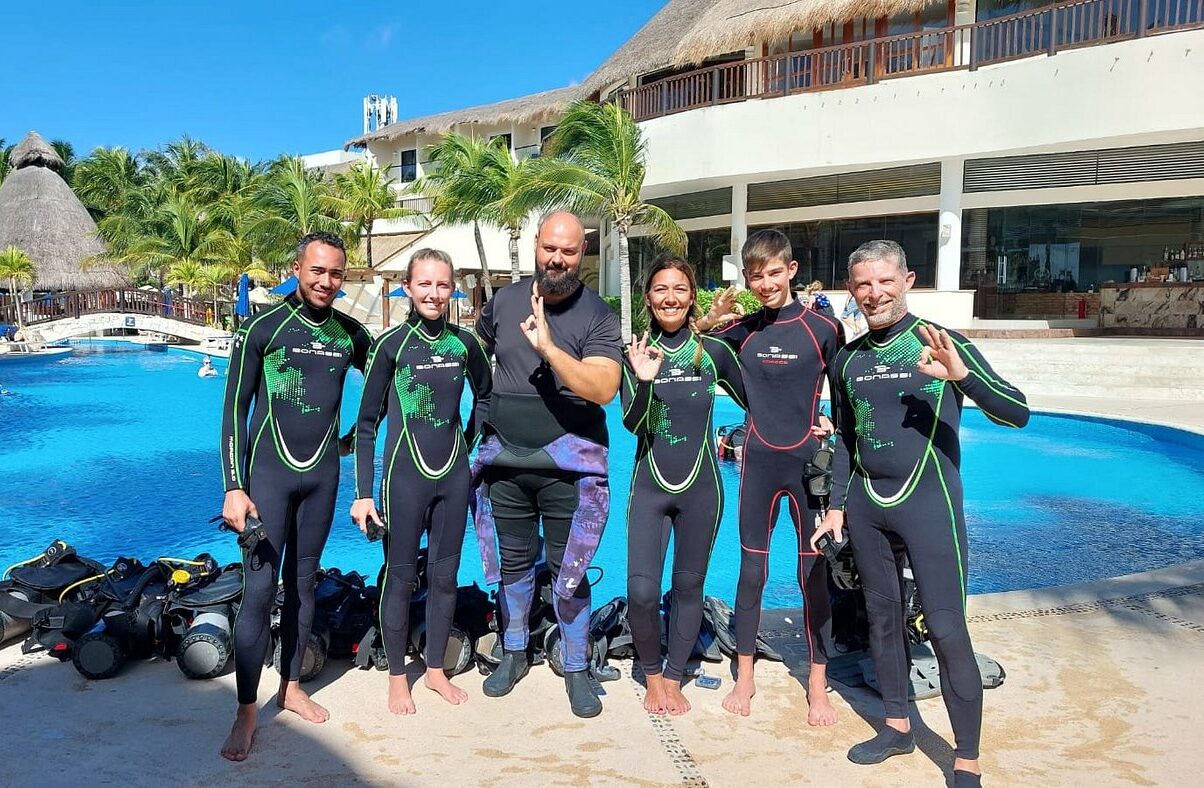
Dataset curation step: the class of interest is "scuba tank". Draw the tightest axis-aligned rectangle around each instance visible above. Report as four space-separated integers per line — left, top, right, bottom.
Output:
168 563 243 680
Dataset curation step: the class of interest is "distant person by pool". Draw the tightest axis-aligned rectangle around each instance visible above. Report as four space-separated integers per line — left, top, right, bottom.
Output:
197 356 218 377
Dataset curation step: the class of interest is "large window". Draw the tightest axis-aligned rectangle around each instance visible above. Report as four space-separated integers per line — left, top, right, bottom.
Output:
758 213 938 289
629 228 733 292
961 197 1204 293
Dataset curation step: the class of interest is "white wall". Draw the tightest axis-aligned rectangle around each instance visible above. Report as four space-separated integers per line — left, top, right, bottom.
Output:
299 149 366 168
374 221 537 277
639 31 1204 194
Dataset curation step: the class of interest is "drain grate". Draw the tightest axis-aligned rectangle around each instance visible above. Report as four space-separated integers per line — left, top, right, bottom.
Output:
625 663 709 787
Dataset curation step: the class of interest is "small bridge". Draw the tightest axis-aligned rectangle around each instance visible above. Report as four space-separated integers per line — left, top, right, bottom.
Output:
1 289 231 343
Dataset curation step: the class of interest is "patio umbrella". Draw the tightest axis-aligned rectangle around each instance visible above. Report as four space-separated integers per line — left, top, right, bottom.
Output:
235 273 251 318
387 285 408 298
270 276 345 298
453 289 466 298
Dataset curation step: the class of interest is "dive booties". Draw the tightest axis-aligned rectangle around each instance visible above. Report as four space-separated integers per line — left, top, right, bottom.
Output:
564 669 602 718
482 650 529 697
847 726 916 765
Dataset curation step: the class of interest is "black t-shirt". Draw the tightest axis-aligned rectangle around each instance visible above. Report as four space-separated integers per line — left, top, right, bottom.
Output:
476 277 622 447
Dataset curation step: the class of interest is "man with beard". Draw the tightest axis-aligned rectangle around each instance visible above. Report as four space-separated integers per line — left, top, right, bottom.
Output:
813 240 1029 786
471 211 622 717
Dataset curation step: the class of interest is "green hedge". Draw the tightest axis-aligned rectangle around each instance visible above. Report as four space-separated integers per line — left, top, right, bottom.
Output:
606 289 761 336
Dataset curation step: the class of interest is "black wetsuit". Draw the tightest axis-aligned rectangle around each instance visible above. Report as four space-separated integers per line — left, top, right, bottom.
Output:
221 294 370 705
354 313 492 675
475 278 622 672
713 299 844 662
829 313 1029 760
622 326 746 681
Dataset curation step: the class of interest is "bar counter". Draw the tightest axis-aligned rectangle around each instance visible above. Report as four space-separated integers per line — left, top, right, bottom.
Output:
1100 281 1204 335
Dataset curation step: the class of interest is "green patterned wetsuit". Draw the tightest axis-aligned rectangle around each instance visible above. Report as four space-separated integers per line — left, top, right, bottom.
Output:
354 312 492 675
220 293 371 705
828 312 1029 761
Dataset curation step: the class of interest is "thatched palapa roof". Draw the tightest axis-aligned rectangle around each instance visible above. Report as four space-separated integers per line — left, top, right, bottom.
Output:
346 86 585 148
673 0 937 65
585 0 943 91
0 131 126 291
582 0 724 95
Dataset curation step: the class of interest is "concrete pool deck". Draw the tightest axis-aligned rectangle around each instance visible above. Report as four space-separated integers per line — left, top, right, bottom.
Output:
0 394 1200 786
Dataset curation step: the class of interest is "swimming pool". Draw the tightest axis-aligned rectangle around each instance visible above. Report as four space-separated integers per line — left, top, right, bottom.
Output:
1 343 1202 607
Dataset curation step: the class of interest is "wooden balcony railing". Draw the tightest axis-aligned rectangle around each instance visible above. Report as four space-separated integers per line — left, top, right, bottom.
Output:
616 0 1203 121
0 289 215 328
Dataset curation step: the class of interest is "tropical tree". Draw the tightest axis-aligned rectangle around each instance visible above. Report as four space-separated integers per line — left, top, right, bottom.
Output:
416 134 518 299
511 100 685 340
0 139 11 184
249 157 349 269
166 259 206 298
49 140 77 186
198 263 237 317
120 195 233 287
0 246 37 330
327 161 417 269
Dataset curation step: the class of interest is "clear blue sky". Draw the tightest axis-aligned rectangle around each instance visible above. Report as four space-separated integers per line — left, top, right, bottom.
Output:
1 1 665 162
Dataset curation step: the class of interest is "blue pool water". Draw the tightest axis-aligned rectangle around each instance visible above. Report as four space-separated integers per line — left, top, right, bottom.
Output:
2 343 1203 606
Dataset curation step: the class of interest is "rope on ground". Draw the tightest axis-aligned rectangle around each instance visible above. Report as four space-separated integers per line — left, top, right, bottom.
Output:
968 582 1204 633
624 662 709 788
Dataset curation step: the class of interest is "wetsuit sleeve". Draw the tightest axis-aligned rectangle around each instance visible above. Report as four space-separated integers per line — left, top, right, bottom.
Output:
620 362 655 435
354 333 396 500
460 327 493 448
828 348 857 512
351 322 372 372
949 333 1031 429
704 336 747 410
220 322 263 492
475 297 497 358
710 317 750 352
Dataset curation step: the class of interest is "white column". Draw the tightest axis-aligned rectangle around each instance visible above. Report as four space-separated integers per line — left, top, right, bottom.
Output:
937 158 964 292
729 182 748 284
954 0 977 67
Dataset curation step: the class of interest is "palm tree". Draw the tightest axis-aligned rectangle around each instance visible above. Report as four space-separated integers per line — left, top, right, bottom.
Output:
327 161 417 269
166 259 206 298
74 146 144 221
0 139 11 185
416 134 525 300
49 140 77 186
198 263 237 320
0 246 37 330
511 100 685 340
249 157 349 269
121 195 233 287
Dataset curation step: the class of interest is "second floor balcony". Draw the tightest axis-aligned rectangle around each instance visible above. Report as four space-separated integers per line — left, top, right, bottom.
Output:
616 0 1203 122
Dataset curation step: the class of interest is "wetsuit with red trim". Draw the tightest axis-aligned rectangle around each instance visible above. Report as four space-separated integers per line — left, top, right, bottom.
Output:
713 298 845 662
828 313 1029 761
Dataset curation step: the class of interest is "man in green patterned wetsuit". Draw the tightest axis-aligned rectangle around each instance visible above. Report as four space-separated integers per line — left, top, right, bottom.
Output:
813 240 1029 786
219 232 371 761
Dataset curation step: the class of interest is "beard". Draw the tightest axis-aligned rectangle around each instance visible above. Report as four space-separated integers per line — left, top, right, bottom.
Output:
535 264 581 297
864 294 908 329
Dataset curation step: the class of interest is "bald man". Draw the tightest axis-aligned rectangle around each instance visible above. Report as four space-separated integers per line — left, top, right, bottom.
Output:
471 212 622 717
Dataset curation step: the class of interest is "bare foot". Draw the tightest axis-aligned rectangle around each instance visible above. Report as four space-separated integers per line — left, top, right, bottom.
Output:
423 668 468 705
664 679 692 716
277 681 330 723
953 757 981 775
806 685 838 726
721 676 755 716
388 674 416 715
806 664 838 726
220 705 256 762
643 673 669 714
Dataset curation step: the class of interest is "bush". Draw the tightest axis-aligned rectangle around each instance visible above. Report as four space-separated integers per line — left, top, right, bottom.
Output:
605 288 760 336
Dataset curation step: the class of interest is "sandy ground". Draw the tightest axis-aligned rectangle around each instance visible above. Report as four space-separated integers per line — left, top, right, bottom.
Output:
0 395 1199 786
2 559 1201 787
